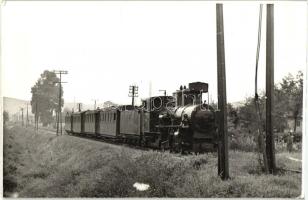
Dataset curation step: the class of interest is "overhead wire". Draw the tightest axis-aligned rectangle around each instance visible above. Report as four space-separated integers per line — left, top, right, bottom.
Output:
254 4 269 173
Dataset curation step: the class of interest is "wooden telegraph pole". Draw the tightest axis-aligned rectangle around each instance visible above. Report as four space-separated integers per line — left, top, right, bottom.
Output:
20 107 24 126
129 85 138 107
54 70 68 136
265 4 276 174
26 103 29 127
216 3 229 180
92 99 99 109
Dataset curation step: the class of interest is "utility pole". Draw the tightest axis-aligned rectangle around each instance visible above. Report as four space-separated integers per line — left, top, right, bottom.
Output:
265 4 276 174
20 108 24 126
26 103 29 127
128 85 138 107
77 103 82 112
54 70 68 136
216 3 229 180
92 99 99 109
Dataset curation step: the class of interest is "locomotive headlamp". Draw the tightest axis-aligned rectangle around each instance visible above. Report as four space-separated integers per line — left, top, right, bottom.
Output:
174 131 179 136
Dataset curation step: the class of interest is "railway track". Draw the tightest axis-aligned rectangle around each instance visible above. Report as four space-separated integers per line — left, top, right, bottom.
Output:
33 125 211 156
68 132 153 152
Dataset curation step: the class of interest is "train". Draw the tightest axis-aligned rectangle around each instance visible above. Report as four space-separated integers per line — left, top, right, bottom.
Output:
65 82 218 153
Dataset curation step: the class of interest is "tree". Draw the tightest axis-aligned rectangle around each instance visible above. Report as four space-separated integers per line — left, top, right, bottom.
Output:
31 70 63 127
3 111 9 124
238 95 266 133
227 103 239 129
277 71 303 133
103 101 118 108
237 71 303 134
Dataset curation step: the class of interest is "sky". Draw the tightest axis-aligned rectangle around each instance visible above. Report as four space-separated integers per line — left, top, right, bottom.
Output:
1 1 306 107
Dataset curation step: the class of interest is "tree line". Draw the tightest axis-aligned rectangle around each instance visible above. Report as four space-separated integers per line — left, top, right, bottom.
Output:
227 71 303 145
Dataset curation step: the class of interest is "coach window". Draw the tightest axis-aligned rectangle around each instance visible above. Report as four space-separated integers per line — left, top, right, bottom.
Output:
114 113 116 121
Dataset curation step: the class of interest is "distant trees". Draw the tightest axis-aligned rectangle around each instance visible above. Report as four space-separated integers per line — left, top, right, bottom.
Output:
3 111 9 124
31 70 63 127
276 71 303 133
237 71 303 134
103 101 118 108
227 103 240 129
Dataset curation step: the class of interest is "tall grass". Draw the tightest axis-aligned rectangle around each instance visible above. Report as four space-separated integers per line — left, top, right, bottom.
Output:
3 125 302 198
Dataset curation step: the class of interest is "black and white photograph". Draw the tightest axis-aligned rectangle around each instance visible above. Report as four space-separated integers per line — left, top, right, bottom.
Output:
1 1 307 198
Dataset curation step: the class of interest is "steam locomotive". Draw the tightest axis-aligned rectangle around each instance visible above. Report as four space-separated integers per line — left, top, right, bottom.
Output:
65 82 218 153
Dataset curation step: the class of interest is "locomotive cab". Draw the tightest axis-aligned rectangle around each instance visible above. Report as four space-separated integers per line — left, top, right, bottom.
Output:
173 82 209 107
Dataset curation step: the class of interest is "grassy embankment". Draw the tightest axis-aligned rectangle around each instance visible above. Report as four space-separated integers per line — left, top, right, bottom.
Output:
3 124 302 197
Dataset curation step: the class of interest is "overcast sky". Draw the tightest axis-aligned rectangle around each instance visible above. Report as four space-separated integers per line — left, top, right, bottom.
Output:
1 1 306 107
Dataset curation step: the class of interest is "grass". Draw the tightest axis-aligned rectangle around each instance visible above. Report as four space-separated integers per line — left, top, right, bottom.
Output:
3 124 302 197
